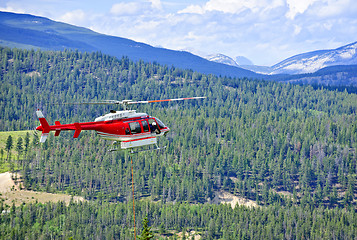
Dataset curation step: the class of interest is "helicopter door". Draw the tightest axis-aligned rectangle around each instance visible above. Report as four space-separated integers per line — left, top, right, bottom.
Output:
141 120 149 132
129 121 142 134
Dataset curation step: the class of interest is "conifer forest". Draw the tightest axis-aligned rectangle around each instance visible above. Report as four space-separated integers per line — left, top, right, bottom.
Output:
0 47 356 239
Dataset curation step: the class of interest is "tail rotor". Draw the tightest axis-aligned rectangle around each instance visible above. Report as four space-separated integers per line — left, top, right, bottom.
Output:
36 110 51 143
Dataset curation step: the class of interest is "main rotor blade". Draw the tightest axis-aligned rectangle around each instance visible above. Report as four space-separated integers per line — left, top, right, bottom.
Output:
63 100 121 105
128 97 206 105
62 97 205 107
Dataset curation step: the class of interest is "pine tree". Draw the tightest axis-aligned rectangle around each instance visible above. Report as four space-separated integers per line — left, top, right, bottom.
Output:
0 149 3 163
138 216 154 240
24 132 30 155
5 135 13 161
16 136 23 159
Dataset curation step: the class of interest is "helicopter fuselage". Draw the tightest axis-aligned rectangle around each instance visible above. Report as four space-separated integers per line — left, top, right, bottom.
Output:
36 110 170 149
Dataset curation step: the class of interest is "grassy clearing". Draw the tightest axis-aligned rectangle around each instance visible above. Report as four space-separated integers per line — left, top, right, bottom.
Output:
1 189 85 207
0 130 32 150
0 172 85 207
0 162 14 173
0 130 32 173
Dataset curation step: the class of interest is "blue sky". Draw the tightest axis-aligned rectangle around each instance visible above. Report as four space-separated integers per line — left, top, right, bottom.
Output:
1 0 357 66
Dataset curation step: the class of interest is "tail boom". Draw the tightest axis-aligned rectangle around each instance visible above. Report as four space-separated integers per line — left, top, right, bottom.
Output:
36 110 98 142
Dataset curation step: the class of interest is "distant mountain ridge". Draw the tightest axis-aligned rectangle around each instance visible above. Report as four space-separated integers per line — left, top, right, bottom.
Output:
204 42 357 76
0 11 261 79
271 41 357 74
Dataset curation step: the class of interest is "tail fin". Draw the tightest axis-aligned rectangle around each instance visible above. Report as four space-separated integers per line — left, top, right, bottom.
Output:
73 122 82 138
36 110 50 143
55 121 61 136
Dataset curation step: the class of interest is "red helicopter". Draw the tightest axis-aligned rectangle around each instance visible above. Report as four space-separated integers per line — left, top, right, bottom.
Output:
36 97 205 151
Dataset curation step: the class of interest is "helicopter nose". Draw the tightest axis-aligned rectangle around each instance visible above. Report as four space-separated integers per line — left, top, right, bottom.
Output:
36 126 43 131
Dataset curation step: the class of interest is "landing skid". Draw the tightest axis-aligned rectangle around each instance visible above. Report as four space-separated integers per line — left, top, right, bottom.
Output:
108 144 166 153
129 144 166 154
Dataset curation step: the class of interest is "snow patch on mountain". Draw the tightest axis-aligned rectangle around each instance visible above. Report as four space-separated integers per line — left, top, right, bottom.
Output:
339 47 355 59
283 56 331 73
205 54 239 67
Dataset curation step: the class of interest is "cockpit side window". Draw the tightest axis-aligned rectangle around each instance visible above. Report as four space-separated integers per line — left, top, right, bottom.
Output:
148 119 155 127
129 121 142 134
148 119 158 130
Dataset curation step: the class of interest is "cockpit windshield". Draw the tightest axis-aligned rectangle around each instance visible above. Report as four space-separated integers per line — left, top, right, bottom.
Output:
154 118 166 129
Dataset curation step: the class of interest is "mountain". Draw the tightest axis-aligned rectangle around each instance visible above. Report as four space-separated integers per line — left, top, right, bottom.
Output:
271 41 357 74
204 54 255 68
205 54 239 67
0 11 261 79
202 54 273 76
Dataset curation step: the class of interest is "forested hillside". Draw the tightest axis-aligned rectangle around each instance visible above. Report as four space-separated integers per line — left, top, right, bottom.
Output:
281 65 357 86
0 11 261 79
0 47 356 239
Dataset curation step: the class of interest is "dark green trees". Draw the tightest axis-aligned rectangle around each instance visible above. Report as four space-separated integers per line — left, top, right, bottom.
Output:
138 216 154 240
5 135 13 161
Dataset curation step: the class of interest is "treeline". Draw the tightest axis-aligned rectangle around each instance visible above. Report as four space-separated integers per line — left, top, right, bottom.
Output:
1 199 356 240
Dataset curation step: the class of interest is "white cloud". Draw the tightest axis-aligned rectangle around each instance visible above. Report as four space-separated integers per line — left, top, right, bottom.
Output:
149 0 162 10
285 0 319 19
110 0 162 16
293 24 302 35
59 9 87 26
180 0 248 14
178 4 204 14
286 0 354 19
205 0 258 14
0 5 25 14
314 0 352 18
110 2 146 16
179 0 285 15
